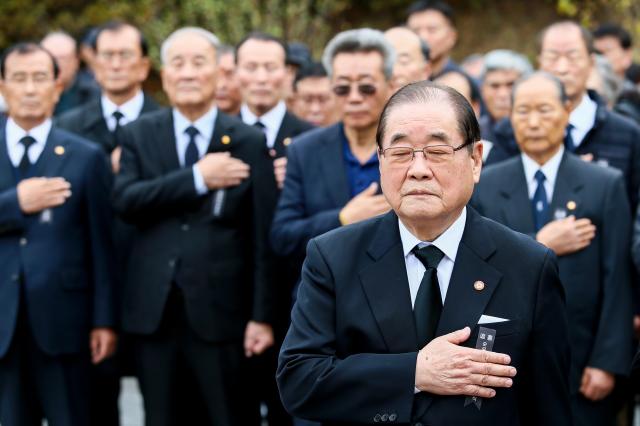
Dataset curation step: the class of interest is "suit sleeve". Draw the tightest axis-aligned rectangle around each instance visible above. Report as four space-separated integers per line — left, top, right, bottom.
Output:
113 124 202 224
277 239 417 424
270 142 341 256
588 174 633 375
528 249 572 425
0 187 24 235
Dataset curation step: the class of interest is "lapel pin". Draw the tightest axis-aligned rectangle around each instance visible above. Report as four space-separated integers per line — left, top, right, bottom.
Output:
54 146 65 155
268 148 277 158
283 137 292 147
473 280 485 291
221 135 231 145
566 200 577 211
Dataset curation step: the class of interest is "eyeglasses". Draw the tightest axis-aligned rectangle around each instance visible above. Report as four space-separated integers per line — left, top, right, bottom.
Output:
332 83 377 97
97 50 138 63
380 142 471 166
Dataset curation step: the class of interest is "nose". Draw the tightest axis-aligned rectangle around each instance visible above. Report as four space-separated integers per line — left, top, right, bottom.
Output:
407 150 434 180
526 111 541 127
346 84 364 103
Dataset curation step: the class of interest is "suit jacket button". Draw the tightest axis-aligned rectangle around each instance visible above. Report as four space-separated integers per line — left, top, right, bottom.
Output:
374 413 381 422
381 413 389 422
181 224 190 231
389 413 397 422
19 237 27 246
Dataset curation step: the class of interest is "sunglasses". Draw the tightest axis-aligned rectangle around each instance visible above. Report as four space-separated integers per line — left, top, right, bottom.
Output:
332 83 377 97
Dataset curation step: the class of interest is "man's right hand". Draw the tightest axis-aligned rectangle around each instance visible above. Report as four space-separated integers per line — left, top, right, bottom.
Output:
196 152 250 190
536 216 596 256
17 177 72 214
339 182 390 225
415 327 516 398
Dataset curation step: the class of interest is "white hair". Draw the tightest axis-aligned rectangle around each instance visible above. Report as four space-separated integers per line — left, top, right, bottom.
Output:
481 49 533 81
160 27 221 65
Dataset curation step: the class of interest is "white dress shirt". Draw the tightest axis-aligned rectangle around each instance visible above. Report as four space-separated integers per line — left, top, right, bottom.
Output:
520 145 564 203
399 207 467 308
6 118 52 167
172 106 218 195
568 93 597 148
101 91 145 132
240 101 286 149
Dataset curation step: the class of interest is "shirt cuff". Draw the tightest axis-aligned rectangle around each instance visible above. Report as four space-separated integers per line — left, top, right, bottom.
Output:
192 165 208 195
414 387 420 394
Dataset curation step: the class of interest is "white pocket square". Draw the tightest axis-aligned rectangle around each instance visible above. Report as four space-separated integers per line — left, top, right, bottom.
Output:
478 315 509 324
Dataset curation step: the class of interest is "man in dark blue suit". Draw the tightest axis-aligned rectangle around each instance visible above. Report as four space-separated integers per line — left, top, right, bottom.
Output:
0 43 116 426
277 81 572 425
473 72 632 426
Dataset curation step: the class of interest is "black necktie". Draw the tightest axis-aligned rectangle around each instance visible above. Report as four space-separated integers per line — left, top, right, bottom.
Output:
19 136 37 173
112 110 124 134
564 124 575 152
532 170 549 232
253 121 267 134
184 126 200 167
412 245 445 348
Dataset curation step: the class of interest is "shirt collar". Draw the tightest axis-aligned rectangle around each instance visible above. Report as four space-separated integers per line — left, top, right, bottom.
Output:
240 101 287 131
521 145 564 188
569 93 597 133
101 91 145 123
172 105 218 142
399 206 467 262
6 117 52 148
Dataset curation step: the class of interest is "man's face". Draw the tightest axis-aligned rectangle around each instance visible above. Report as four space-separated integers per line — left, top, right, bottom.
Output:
379 100 482 228
481 69 521 121
0 50 62 125
385 28 430 91
94 27 150 97
538 25 593 102
407 10 456 63
41 35 78 88
511 76 569 161
215 51 242 114
293 76 335 126
331 51 391 131
161 32 218 110
594 36 632 78
236 39 288 113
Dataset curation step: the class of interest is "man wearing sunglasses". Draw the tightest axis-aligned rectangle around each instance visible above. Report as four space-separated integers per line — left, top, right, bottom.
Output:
277 80 572 425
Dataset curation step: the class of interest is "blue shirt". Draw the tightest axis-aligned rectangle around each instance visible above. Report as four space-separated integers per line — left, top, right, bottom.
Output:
340 124 380 198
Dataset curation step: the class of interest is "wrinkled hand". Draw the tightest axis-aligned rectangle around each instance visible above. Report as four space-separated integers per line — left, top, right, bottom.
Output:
244 321 274 357
580 367 615 401
90 328 117 364
110 146 122 174
339 183 390 225
196 152 250 190
536 216 596 256
17 177 72 214
415 327 516 398
274 157 287 189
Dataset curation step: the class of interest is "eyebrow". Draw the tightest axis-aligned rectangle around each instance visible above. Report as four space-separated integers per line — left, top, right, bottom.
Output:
388 131 450 145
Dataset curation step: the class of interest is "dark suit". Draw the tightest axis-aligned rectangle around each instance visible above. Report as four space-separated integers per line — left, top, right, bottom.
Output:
0 124 116 425
113 108 276 426
277 208 572 425
472 152 633 425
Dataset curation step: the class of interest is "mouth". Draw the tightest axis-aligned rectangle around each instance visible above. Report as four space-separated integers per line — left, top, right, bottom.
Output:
404 189 437 197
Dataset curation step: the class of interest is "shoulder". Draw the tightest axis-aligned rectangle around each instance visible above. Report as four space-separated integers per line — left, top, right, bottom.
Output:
311 214 384 256
284 110 314 133
56 101 97 128
565 153 624 182
290 124 341 153
51 127 103 157
481 156 520 180
219 111 264 141
127 108 170 130
598 106 640 138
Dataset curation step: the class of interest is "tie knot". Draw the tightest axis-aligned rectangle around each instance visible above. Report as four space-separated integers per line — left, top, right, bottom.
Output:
413 245 445 270
113 110 124 122
534 170 546 184
19 135 36 150
185 126 199 138
253 121 265 129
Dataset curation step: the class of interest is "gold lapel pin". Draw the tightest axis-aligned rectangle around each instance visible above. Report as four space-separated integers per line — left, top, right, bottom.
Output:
54 146 65 155
283 137 292 147
566 200 577 211
473 280 485 291
221 135 231 145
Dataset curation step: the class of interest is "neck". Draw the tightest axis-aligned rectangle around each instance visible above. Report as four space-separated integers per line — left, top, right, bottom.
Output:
105 87 141 107
249 102 277 118
12 117 46 132
344 124 378 163
529 145 562 166
176 101 213 122
567 91 586 112
401 207 462 242
430 55 449 77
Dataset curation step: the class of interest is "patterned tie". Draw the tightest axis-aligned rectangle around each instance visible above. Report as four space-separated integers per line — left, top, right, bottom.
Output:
532 170 550 232
412 245 445 348
564 123 575 152
19 136 37 173
184 126 200 167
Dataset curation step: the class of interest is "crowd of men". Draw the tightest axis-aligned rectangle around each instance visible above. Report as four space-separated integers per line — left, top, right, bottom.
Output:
0 0 640 425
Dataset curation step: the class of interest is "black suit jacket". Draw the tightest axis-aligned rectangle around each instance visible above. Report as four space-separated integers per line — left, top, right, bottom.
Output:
56 93 159 153
472 152 633 392
0 125 116 356
113 108 277 342
277 208 571 425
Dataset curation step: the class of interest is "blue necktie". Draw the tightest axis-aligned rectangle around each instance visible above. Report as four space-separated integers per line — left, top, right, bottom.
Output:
532 170 549 232
184 126 200 167
564 123 575 152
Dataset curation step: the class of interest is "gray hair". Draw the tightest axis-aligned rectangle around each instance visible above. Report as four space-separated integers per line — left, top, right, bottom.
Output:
160 27 221 65
322 28 396 80
590 54 623 106
481 49 533 81
511 71 568 105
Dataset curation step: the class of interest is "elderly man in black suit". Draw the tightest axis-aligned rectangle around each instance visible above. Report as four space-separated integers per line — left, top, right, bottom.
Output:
113 27 276 426
473 71 632 426
277 81 572 425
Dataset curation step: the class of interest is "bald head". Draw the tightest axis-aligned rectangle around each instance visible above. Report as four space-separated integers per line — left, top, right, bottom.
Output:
384 26 431 91
41 32 78 88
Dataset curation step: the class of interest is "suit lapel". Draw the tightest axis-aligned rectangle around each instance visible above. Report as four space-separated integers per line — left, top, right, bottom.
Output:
0 123 13 187
550 153 584 218
359 211 418 352
318 124 350 206
208 112 234 153
82 100 114 150
140 94 159 114
273 112 293 157
156 109 181 171
498 160 536 234
34 128 71 177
